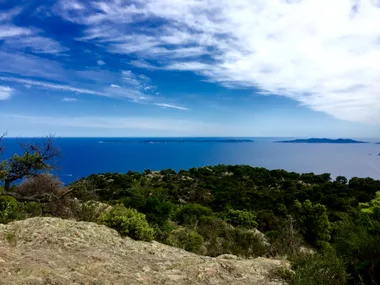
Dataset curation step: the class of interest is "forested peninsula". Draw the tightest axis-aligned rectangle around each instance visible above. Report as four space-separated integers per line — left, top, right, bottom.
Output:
276 138 368 144
1 137 380 285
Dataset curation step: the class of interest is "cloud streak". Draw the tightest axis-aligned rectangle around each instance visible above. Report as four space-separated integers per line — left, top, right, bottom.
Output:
4 114 217 133
0 86 12 100
155 103 189 111
62 97 77 102
55 0 380 125
0 7 67 54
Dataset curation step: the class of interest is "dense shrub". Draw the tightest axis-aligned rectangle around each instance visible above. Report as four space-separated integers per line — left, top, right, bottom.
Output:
220 208 258 228
100 204 154 241
334 213 380 284
0 196 21 223
73 200 112 223
293 200 331 248
167 227 206 254
197 216 267 257
267 215 304 257
174 203 213 226
290 250 347 285
21 201 43 217
17 174 63 199
17 174 73 218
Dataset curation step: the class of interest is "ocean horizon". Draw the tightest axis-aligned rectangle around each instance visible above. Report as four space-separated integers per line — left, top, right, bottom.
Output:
2 137 380 184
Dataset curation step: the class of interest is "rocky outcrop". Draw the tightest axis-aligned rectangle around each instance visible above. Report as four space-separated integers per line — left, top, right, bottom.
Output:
0 217 289 285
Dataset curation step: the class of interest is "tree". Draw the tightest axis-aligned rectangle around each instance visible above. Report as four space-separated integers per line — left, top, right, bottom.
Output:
1 135 60 192
221 208 258 228
360 191 380 215
294 200 331 248
334 214 380 284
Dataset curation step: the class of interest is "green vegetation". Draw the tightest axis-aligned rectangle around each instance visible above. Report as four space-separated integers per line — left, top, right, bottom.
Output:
99 204 154 241
1 136 380 284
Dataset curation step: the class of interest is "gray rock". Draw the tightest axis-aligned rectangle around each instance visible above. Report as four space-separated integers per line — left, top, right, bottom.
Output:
0 217 289 285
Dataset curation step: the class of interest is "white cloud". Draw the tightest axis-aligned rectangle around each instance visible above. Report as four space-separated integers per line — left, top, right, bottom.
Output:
0 25 32 39
3 36 68 54
0 76 105 96
0 7 23 22
56 0 380 125
154 103 189 111
110 84 120 88
0 86 12 100
0 8 67 54
62 97 77 102
97 59 106 65
0 51 66 79
0 76 150 102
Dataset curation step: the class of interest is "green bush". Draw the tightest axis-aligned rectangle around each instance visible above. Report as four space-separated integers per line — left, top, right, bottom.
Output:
100 204 154 241
197 216 267 257
152 220 177 243
294 200 331 248
220 208 258 228
174 203 213 226
73 201 112 223
167 227 206 254
21 201 42 217
0 196 22 224
290 250 347 285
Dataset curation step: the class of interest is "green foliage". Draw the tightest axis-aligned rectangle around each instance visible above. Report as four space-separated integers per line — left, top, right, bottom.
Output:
99 204 154 241
359 191 380 215
197 216 267 257
294 200 331 248
290 250 347 285
8 163 379 284
0 196 21 224
174 203 213 226
73 201 111 223
167 227 206 254
21 201 42 217
267 215 304 257
220 208 258 228
334 213 380 284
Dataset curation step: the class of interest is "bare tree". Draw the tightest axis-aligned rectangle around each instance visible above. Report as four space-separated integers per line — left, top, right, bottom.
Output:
0 132 6 155
1 135 60 191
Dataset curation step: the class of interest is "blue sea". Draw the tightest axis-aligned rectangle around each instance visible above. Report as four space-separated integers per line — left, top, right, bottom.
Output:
2 137 380 184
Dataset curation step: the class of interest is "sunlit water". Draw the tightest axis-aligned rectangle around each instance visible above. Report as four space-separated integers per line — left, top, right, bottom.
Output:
2 138 380 184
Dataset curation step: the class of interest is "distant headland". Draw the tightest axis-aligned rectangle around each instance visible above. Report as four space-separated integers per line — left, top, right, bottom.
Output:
99 139 255 144
275 138 368 144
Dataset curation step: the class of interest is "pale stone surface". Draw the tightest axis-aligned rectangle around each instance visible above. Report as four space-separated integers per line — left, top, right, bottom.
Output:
0 217 289 285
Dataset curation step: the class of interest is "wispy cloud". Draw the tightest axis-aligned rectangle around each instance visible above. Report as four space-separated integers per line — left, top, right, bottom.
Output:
0 7 23 22
55 0 380 125
97 59 106 65
0 76 105 96
4 114 216 133
0 7 67 54
0 75 188 110
62 97 77 102
0 51 66 80
3 36 68 54
0 25 32 39
155 103 189 111
0 86 12 100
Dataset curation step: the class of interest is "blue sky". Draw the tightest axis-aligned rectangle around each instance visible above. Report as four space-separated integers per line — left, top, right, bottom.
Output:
0 0 380 137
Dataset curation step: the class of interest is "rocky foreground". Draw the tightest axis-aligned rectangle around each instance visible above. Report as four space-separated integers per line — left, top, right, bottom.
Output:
0 218 289 285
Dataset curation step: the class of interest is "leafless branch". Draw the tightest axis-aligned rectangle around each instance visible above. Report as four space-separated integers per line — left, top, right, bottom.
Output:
0 132 6 155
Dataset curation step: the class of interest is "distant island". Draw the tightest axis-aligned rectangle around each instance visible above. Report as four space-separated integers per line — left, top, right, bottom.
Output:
275 138 368 144
99 139 255 144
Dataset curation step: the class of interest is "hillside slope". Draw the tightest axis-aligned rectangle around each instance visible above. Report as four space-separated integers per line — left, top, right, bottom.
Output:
0 217 289 285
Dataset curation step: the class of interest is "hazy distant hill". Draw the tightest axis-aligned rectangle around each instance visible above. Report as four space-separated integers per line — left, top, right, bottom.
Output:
275 138 367 144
